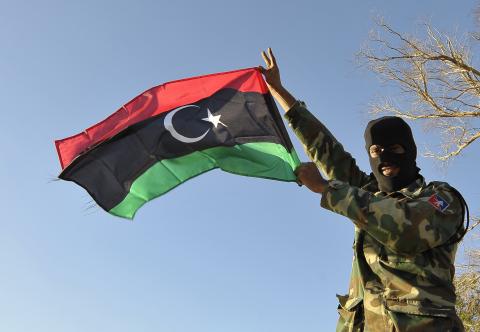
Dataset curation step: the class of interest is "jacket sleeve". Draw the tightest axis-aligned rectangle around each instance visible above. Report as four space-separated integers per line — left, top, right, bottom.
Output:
320 180 464 255
284 101 371 188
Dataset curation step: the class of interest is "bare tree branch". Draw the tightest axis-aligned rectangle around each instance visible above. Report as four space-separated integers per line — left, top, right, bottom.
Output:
455 246 480 331
359 19 480 161
469 217 480 232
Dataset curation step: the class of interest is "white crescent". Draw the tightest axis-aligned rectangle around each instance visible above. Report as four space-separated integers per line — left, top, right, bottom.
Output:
164 104 210 143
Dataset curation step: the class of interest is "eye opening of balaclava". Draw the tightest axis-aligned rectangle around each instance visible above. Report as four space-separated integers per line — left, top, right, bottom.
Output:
364 116 420 193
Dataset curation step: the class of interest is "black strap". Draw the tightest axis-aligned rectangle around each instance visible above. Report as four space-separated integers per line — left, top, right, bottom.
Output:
443 187 469 246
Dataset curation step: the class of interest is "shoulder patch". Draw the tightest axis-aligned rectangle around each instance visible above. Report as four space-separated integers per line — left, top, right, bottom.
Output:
428 193 450 212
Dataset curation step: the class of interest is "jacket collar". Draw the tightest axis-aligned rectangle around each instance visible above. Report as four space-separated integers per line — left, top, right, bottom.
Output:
397 176 425 198
362 174 426 198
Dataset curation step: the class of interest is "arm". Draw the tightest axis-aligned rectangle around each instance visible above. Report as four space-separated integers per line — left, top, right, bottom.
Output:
260 48 370 186
320 180 464 255
285 102 370 187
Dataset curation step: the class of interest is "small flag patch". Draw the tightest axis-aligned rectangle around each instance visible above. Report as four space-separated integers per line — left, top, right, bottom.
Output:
428 194 449 212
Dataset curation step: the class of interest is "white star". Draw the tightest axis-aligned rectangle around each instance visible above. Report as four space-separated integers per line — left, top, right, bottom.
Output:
202 108 227 128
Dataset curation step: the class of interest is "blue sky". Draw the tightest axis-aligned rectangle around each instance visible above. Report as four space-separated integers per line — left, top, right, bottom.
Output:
1 0 479 331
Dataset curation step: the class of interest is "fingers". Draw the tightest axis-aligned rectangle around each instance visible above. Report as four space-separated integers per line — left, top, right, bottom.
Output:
294 162 326 193
261 50 272 67
294 166 304 187
294 162 316 179
294 163 307 177
295 164 309 188
268 47 277 67
261 48 278 70
295 162 314 173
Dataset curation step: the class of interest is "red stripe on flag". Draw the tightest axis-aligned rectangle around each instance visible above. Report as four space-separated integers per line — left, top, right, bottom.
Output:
55 67 268 170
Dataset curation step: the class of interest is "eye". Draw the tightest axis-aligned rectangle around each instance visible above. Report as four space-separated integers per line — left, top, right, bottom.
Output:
369 145 383 157
389 144 406 154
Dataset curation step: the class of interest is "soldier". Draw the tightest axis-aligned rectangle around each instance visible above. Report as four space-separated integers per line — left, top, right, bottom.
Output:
260 48 467 331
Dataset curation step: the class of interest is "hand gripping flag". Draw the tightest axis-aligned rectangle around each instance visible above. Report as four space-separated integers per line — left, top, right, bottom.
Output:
55 68 300 219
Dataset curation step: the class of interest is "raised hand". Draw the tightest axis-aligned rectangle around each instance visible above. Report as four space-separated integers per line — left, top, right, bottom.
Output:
259 48 296 111
260 47 282 91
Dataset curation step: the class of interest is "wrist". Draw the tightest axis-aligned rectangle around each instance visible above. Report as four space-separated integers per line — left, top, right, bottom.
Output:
315 179 328 194
306 179 328 194
268 82 284 94
269 86 296 111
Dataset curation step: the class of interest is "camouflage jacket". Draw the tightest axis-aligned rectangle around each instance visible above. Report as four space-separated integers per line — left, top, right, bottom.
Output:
285 101 465 332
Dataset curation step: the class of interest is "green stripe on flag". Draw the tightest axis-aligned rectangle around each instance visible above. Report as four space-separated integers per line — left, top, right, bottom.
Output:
109 142 300 219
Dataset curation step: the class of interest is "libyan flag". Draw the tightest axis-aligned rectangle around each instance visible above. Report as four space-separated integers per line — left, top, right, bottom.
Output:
55 67 300 219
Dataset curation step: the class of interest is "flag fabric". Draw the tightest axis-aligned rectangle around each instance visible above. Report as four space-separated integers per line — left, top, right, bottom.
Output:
55 67 300 219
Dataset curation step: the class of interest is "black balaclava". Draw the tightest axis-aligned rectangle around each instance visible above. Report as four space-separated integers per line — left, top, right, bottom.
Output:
364 116 419 193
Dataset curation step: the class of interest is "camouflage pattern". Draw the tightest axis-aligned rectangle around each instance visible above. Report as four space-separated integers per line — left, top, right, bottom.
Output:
285 101 465 332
